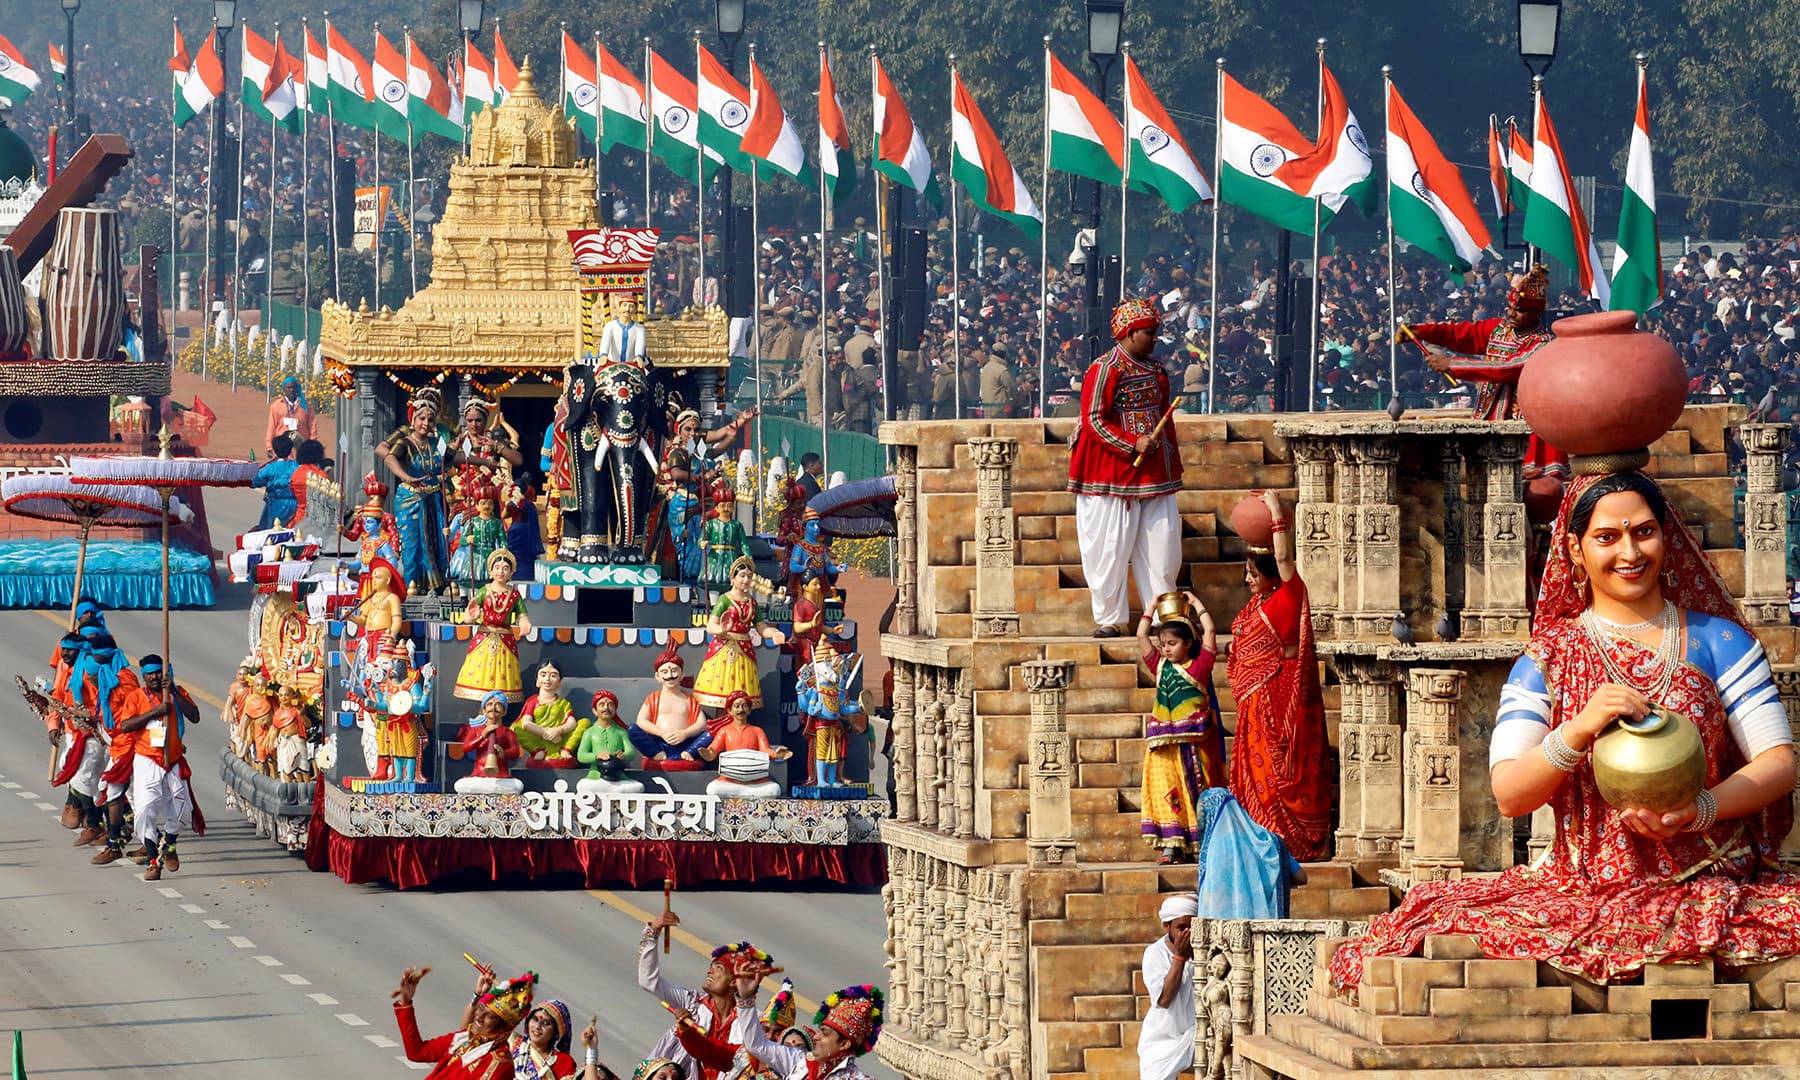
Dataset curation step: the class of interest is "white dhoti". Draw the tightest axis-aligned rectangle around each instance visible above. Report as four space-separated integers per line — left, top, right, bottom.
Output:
1136 938 1195 1080
58 732 106 799
275 734 310 777
1075 492 1181 628
130 756 193 844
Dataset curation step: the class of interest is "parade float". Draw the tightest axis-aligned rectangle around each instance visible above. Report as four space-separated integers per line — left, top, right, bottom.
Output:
220 67 885 890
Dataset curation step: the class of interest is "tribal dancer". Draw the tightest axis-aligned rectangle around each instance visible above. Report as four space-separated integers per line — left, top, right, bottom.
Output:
45 631 106 842
726 984 882 1080
78 635 143 867
640 910 776 1079
393 965 536 1080
124 655 202 880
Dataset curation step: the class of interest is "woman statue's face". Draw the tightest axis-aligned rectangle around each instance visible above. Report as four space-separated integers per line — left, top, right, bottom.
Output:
1569 491 1665 606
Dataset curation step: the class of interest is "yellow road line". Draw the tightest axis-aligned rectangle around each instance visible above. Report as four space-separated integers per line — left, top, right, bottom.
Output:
32 608 228 710
587 888 818 1015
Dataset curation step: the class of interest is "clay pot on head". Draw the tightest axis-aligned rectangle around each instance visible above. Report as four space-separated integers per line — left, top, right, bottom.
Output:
1230 494 1286 553
1515 310 1688 460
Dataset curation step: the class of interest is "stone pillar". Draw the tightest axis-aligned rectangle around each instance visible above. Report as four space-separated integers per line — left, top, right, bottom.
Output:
891 661 917 823
1528 804 1556 866
1292 436 1340 638
1461 437 1490 636
1346 437 1401 637
967 436 1021 638
1440 442 1466 624
1332 665 1363 860
1331 445 1361 636
1741 423 1793 626
1348 657 1403 860
1023 659 1077 866
1466 436 1530 637
915 668 940 831
884 847 910 1017
950 669 976 840
892 445 920 636
1405 668 1467 881
1775 668 1800 868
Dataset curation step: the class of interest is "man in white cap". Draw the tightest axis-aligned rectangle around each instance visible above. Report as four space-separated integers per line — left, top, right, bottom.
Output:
1137 893 1197 1080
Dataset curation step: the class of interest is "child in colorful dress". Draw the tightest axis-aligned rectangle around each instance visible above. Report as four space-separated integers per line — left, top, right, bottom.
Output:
1135 590 1226 865
454 549 532 702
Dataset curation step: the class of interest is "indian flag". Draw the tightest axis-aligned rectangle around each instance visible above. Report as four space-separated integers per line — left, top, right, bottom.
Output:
49 42 66 87
371 31 411 141
1273 61 1374 217
743 57 811 184
262 32 305 134
950 70 1041 235
407 36 462 143
1609 65 1662 315
493 26 519 104
561 31 599 143
304 26 328 116
696 44 754 173
241 26 278 124
649 50 720 182
0 35 42 107
1486 118 1509 218
1523 91 1608 307
1386 81 1492 273
171 25 223 129
463 40 496 119
597 42 646 152
1218 71 1318 235
1508 124 1533 216
818 48 856 200
873 55 937 202
1123 54 1210 213
326 22 375 132
1046 49 1122 186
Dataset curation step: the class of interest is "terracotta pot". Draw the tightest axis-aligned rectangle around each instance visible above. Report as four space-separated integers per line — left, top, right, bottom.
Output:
1230 494 1286 552
1524 475 1565 526
1516 310 1688 457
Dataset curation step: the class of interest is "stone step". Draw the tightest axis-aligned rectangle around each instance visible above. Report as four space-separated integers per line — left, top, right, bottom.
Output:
1649 428 1692 455
1009 661 1143 691
1078 835 1153 863
1299 862 1355 890
1647 451 1728 479
1289 884 1395 919
1036 944 1143 1014
1072 810 1145 840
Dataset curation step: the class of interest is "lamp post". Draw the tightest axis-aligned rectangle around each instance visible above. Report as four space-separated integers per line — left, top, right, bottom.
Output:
1083 0 1123 359
1509 0 1559 259
60 0 78 125
210 0 237 308
715 0 746 318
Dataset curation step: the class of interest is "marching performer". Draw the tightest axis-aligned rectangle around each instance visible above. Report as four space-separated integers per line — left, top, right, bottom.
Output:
1067 298 1184 638
121 656 202 881
640 910 776 1079
393 964 536 1079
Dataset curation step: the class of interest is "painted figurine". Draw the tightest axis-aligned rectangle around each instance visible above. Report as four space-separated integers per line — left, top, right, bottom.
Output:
502 477 545 582
786 511 843 598
577 690 642 794
700 477 750 589
788 572 841 705
375 656 428 784
272 686 312 782
454 549 532 702
797 649 864 787
773 479 809 568
631 648 710 762
541 391 573 560
350 557 408 670
450 398 524 519
515 660 588 768
375 388 454 595
454 690 523 794
344 473 401 596
701 690 791 800
450 484 510 593
694 556 785 711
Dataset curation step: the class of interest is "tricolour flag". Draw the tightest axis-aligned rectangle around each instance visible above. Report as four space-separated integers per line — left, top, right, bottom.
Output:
303 26 328 115
263 32 305 134
597 42 646 152
1507 124 1533 216
1124 54 1211 213
493 26 519 104
951 71 1041 235
818 49 856 200
241 25 277 123
326 23 375 131
561 31 598 142
873 56 937 201
407 36 462 143
1486 117 1509 218
1274 60 1374 217
0 35 42 107
648 50 720 181
463 40 496 119
371 31 411 141
49 42 66 87
1386 81 1492 273
696 45 755 172
171 26 223 129
1609 65 1662 315
1217 71 1318 235
1046 50 1122 186
743 57 811 184
1523 91 1608 307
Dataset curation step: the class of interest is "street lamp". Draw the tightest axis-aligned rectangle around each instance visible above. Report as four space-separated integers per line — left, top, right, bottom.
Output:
210 0 236 307
1083 0 1124 359
60 0 78 125
459 0 486 35
1516 0 1561 78
715 0 746 40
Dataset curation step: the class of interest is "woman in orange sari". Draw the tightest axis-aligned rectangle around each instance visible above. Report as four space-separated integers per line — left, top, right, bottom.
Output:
1226 489 1331 862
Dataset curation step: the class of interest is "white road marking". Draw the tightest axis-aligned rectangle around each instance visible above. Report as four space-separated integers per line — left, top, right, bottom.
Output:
226 936 256 949
203 919 231 930
398 1060 430 1071
156 887 182 898
33 803 54 811
0 782 20 789
308 993 340 1006
336 1013 369 1027
180 904 206 914
253 955 284 967
365 1035 399 1048
16 791 39 799
281 974 312 986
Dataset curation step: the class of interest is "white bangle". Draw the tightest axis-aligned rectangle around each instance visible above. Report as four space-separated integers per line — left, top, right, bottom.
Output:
1684 789 1719 832
1540 726 1585 773
585 1049 599 1066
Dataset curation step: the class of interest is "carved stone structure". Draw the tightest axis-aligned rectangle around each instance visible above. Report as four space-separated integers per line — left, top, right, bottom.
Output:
967 437 1021 638
1740 422 1793 626
1023 659 1075 866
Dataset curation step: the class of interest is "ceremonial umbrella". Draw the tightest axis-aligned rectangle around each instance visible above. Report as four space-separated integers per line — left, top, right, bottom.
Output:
0 473 194 628
71 430 260 763
807 475 899 539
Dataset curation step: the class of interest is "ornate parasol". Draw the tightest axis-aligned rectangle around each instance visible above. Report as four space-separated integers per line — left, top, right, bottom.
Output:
0 473 194 628
807 475 899 539
71 430 260 763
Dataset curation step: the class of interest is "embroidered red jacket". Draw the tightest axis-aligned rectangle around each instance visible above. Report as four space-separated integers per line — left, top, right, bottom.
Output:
1067 346 1182 498
395 1004 515 1080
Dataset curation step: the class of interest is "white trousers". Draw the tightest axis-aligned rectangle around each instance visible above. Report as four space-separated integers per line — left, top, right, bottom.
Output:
1075 492 1181 627
130 757 193 844
58 732 106 799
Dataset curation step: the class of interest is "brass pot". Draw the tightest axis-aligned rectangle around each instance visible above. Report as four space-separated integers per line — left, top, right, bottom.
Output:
1590 708 1706 814
1151 591 1192 628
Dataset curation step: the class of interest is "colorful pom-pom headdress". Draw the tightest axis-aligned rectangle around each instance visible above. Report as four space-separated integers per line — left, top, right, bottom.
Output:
1508 264 1549 312
762 978 797 1031
477 972 538 1028
1111 297 1160 340
710 941 778 977
814 985 884 1055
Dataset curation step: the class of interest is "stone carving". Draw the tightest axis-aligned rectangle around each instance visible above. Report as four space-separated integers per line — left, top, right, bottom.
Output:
967 437 1020 639
892 660 917 823
1405 667 1467 882
1201 950 1233 1080
1740 424 1792 626
1023 659 1076 866
1776 667 1800 869
894 446 920 636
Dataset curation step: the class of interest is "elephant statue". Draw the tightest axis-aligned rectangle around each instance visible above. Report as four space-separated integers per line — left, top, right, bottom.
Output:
563 361 659 564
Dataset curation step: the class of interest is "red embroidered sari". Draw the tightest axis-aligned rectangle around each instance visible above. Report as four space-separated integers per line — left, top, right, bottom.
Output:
1227 575 1332 861
1331 473 1800 989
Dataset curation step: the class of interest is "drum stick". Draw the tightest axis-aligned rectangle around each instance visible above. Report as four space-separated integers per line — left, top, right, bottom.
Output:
1129 403 1181 468
464 953 495 979
662 878 674 955
1396 324 1460 387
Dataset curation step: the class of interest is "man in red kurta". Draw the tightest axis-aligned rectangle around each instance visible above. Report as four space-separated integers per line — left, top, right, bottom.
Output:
393 966 533 1080
1067 298 1184 637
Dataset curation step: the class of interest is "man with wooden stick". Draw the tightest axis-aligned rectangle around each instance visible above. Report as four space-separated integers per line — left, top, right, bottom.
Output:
640 906 776 1080
1067 297 1185 638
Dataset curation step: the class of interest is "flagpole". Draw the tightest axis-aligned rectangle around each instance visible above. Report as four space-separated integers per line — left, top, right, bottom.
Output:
1038 36 1051 419
301 17 311 347
747 43 766 535
643 37 653 236
232 90 246 393
325 15 342 302
818 43 832 476
372 23 383 313
267 23 281 401
948 57 961 420
405 29 419 297
1528 74 1542 270
1119 43 1130 302
1309 39 1324 413
1383 65 1397 399
202 17 218 382
870 45 890 426
559 22 568 106
592 33 604 220
169 18 181 362
1206 58 1223 415
693 30 707 315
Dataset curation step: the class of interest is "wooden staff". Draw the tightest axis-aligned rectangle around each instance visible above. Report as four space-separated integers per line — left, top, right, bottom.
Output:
1396 324 1460 387
662 878 674 955
1129 403 1181 469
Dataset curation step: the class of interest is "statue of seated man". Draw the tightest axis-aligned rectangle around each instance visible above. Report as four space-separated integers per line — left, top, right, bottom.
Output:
629 648 711 762
701 691 791 799
576 690 642 794
454 691 523 794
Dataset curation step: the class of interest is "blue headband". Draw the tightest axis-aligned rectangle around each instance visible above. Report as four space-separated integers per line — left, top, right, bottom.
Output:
74 647 127 729
481 690 510 709
76 599 101 617
78 624 105 640
140 661 165 675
